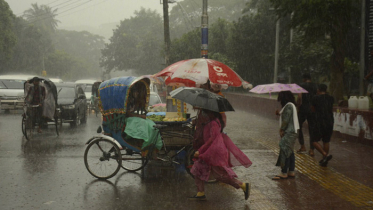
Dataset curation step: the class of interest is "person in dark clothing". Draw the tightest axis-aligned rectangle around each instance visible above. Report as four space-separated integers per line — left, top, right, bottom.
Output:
26 77 46 133
296 73 318 156
311 84 334 167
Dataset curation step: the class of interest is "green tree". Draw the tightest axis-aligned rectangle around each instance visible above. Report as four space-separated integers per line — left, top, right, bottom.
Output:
54 30 105 77
0 0 16 71
23 3 60 34
100 8 164 75
5 17 44 74
226 0 277 85
281 33 333 83
23 3 60 73
269 0 359 101
169 0 249 38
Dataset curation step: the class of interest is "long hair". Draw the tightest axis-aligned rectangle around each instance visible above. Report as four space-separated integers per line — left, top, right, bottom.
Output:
202 109 225 132
277 91 295 107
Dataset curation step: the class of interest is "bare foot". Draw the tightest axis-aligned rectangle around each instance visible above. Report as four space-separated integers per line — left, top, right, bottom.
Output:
308 149 314 156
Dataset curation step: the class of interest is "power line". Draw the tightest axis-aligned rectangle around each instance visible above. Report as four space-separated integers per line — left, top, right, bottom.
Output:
177 2 195 31
22 0 82 20
28 0 94 26
45 0 61 6
15 0 75 16
58 0 108 18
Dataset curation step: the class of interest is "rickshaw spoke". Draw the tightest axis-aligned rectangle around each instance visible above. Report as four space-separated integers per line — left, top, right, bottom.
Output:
84 139 121 179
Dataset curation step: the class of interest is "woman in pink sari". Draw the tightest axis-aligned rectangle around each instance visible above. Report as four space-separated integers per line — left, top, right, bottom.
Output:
189 109 252 201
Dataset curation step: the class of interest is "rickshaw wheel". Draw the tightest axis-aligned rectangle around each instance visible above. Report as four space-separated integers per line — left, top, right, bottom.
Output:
120 149 149 172
54 116 59 136
24 115 34 140
84 139 122 179
21 115 26 136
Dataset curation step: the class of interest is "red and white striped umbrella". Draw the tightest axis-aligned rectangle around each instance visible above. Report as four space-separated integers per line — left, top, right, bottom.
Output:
154 58 252 89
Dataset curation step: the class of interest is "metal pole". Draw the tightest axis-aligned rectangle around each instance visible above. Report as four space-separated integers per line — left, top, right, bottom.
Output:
274 18 280 83
201 0 208 58
288 13 293 83
360 0 366 95
163 0 171 66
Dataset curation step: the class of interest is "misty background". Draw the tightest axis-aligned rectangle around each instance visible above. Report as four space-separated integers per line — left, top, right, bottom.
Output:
0 0 363 100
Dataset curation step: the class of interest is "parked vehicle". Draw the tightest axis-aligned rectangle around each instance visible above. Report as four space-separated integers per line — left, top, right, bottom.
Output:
49 78 63 83
0 75 36 111
75 79 98 113
56 82 87 127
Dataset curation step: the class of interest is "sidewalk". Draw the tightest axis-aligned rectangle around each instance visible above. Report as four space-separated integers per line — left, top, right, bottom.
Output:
225 109 373 210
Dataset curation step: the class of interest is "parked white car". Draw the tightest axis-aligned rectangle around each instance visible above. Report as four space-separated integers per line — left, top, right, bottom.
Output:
49 78 63 83
0 75 36 111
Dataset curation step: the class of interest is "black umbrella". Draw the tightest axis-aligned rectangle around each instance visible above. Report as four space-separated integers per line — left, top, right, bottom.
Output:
169 87 234 112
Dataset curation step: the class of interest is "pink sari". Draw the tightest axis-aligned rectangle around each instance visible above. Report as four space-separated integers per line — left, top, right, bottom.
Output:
191 119 252 181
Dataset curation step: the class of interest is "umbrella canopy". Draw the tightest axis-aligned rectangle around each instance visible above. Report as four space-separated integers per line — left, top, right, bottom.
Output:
249 83 308 94
170 87 235 112
154 58 252 89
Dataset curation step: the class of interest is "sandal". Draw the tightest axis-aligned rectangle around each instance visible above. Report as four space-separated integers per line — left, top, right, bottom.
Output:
287 172 295 178
272 174 288 180
296 148 307 154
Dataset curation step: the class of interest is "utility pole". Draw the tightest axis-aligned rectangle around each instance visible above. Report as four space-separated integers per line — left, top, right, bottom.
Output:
201 0 208 58
274 18 280 83
162 0 171 66
288 12 293 83
360 0 366 95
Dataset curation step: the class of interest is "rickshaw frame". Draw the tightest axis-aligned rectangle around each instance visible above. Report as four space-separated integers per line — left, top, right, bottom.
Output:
83 76 196 180
22 77 60 140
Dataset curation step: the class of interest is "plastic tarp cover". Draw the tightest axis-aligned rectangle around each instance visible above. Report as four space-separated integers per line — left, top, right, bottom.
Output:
99 77 136 115
124 117 163 150
24 82 55 120
43 90 55 120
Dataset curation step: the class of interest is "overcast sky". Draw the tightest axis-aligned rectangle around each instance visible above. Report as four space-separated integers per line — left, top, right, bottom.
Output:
6 0 176 29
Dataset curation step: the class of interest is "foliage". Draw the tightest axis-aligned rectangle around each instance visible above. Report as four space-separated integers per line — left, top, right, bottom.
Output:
54 30 105 78
3 17 44 74
100 8 164 75
0 0 16 70
281 33 333 83
226 0 277 85
23 3 60 34
269 0 359 101
169 28 200 63
44 50 92 80
169 0 250 38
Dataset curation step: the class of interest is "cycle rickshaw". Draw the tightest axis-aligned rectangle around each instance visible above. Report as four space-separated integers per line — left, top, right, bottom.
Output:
90 81 101 116
83 76 195 180
22 77 60 140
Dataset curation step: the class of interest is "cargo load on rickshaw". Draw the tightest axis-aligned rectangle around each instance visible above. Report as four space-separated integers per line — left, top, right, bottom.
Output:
84 76 195 180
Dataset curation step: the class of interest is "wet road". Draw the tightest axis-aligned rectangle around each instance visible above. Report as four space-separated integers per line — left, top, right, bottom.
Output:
1 110 373 210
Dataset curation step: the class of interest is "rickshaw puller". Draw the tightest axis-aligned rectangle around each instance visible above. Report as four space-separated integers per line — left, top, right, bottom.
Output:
27 77 46 133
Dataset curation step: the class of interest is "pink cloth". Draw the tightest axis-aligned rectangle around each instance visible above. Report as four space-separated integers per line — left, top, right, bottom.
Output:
191 119 252 182
195 167 243 191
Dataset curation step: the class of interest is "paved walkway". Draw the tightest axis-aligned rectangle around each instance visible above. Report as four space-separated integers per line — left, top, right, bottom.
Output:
225 109 373 210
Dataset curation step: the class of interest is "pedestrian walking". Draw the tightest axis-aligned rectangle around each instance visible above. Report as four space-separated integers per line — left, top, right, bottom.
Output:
296 73 318 156
189 109 252 201
273 91 299 180
311 84 334 167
